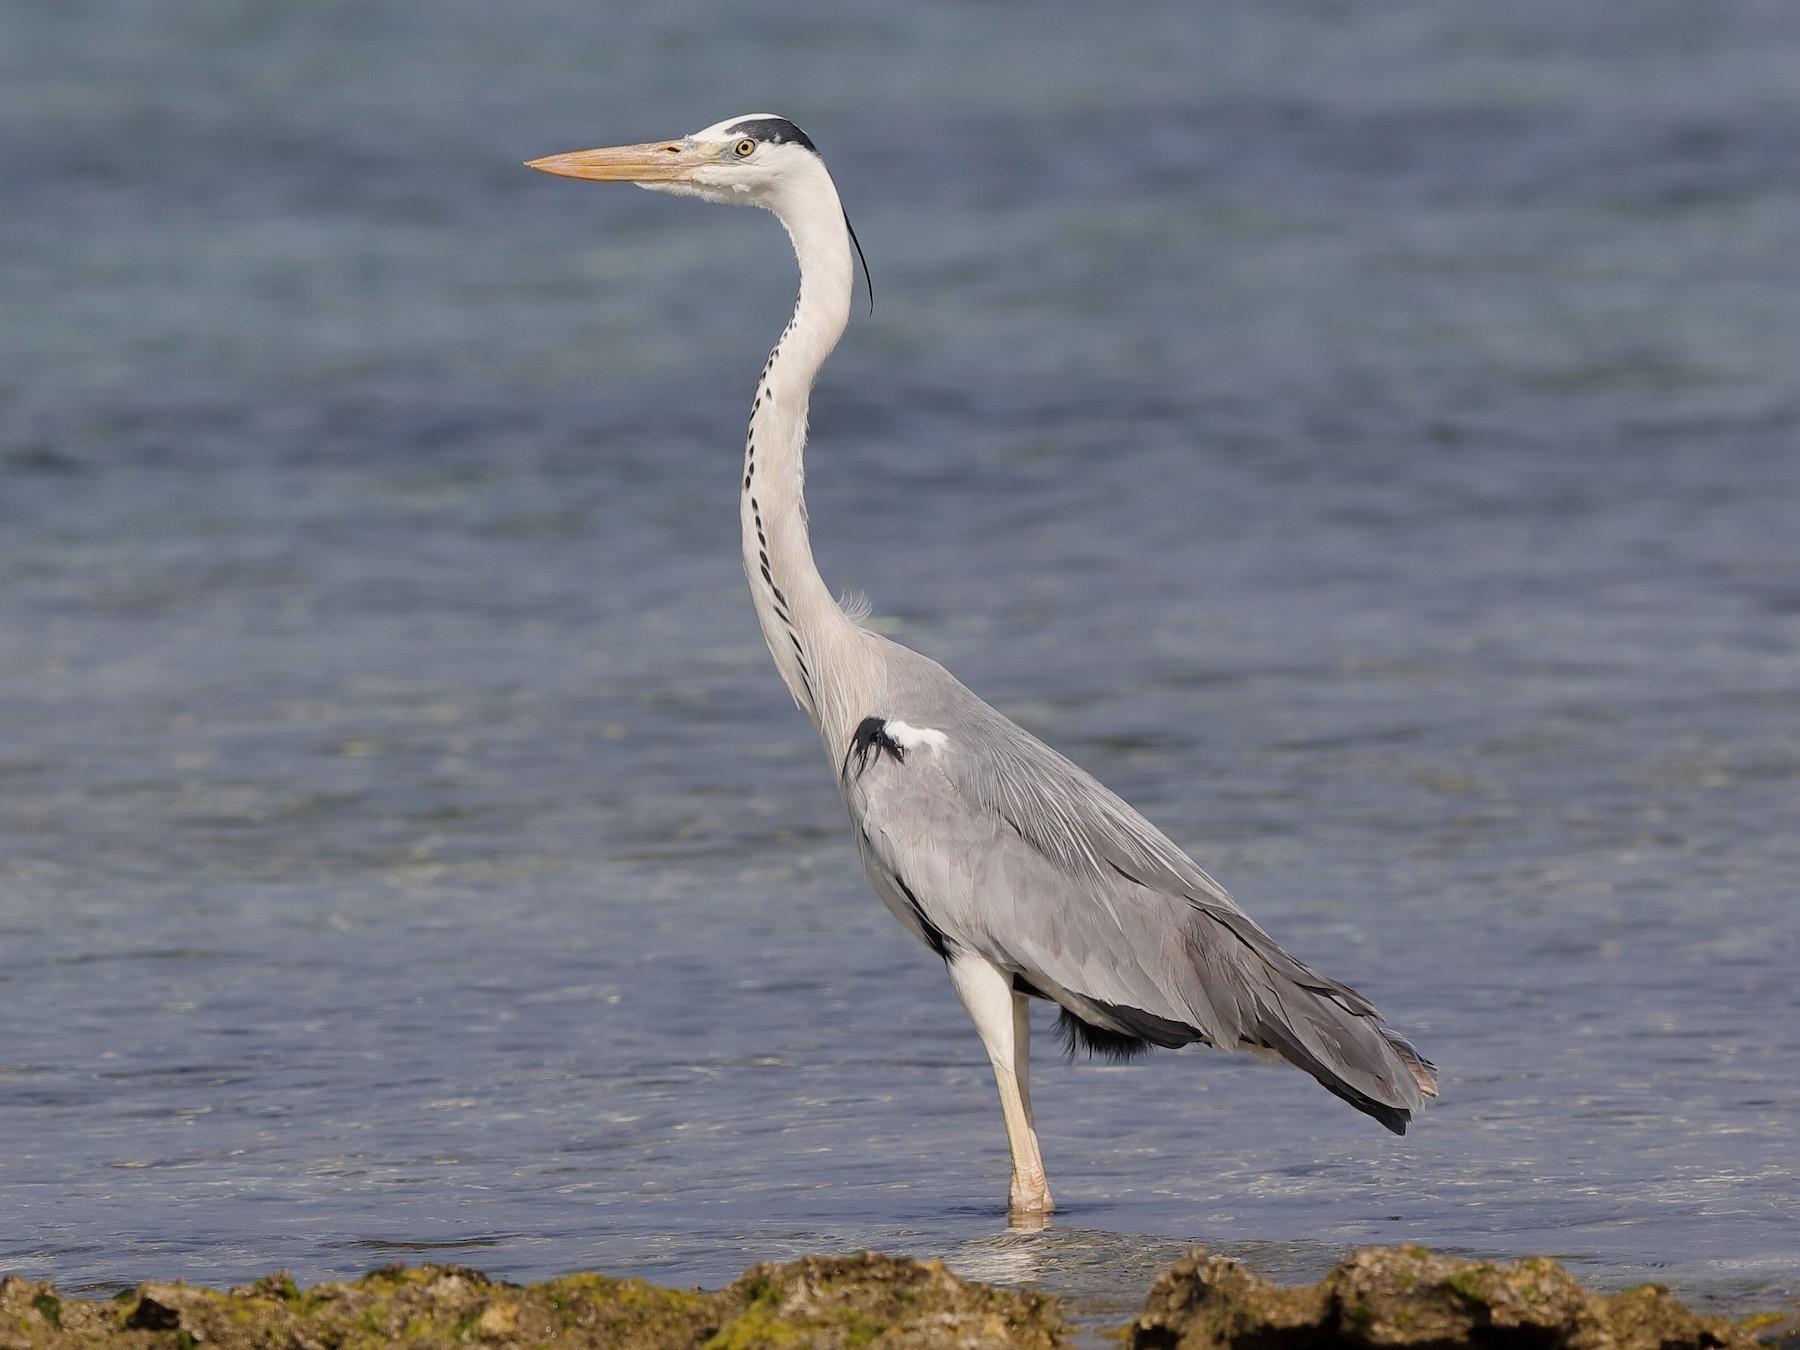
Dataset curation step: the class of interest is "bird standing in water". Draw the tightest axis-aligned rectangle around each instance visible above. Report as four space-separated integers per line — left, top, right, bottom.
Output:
528 114 1435 1223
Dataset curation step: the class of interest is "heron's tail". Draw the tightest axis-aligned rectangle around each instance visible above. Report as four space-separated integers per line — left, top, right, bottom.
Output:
1249 1007 1437 1135
1186 907 1438 1135
1038 895 1437 1131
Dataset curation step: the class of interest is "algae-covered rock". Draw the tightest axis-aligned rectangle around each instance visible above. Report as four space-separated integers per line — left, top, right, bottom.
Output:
0 1253 1068 1349
1127 1245 1760 1350
2 1248 1787 1350
708 1251 1066 1348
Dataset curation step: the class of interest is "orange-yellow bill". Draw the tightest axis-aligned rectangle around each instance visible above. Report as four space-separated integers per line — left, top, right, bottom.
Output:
525 141 702 183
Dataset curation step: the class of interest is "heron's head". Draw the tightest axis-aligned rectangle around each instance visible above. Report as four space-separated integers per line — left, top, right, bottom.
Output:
527 113 826 211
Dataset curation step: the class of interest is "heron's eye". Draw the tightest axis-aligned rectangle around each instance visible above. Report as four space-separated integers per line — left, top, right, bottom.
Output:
734 138 756 158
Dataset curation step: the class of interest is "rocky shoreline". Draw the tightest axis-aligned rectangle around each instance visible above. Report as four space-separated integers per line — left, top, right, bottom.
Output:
2 1245 1793 1349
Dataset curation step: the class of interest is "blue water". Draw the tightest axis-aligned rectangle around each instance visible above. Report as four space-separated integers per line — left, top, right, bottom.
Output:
3 0 1797 1323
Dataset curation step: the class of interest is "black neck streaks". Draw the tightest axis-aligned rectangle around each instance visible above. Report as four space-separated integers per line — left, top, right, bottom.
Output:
745 330 814 709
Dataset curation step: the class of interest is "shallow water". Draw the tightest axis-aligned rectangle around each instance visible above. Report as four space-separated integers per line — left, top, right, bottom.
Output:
3 0 1798 1321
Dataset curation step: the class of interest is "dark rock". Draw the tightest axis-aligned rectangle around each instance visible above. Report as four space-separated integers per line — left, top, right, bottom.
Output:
122 1294 182 1332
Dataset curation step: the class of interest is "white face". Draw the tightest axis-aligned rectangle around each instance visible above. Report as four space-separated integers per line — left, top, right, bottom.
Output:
526 113 823 211
650 118 814 205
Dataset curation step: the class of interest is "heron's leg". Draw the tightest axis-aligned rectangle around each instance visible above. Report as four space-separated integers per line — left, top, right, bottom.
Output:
946 953 1054 1222
1004 979 1051 1229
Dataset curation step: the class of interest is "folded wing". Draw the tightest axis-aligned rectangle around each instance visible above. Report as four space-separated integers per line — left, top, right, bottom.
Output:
842 641 1436 1133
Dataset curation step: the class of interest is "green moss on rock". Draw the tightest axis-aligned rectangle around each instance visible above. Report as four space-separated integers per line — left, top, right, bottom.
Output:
704 1253 1064 1349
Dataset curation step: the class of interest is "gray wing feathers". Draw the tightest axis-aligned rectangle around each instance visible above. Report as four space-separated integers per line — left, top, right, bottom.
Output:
848 640 1437 1129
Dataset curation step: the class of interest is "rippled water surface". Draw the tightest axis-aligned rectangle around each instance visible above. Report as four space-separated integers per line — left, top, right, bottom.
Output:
3 0 1798 1322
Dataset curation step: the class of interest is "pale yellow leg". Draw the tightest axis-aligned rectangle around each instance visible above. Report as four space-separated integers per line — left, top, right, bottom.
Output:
947 954 1055 1223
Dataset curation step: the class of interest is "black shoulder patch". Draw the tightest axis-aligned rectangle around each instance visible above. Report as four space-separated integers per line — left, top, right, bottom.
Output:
844 715 905 779
723 116 819 153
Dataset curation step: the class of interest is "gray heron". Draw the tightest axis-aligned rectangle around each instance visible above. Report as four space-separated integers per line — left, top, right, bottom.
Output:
528 114 1436 1222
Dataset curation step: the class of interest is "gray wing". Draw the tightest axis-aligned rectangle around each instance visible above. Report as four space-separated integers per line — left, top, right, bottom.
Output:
841 640 1436 1132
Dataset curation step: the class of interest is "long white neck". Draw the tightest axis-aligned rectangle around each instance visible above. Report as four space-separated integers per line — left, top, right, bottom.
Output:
739 164 866 743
